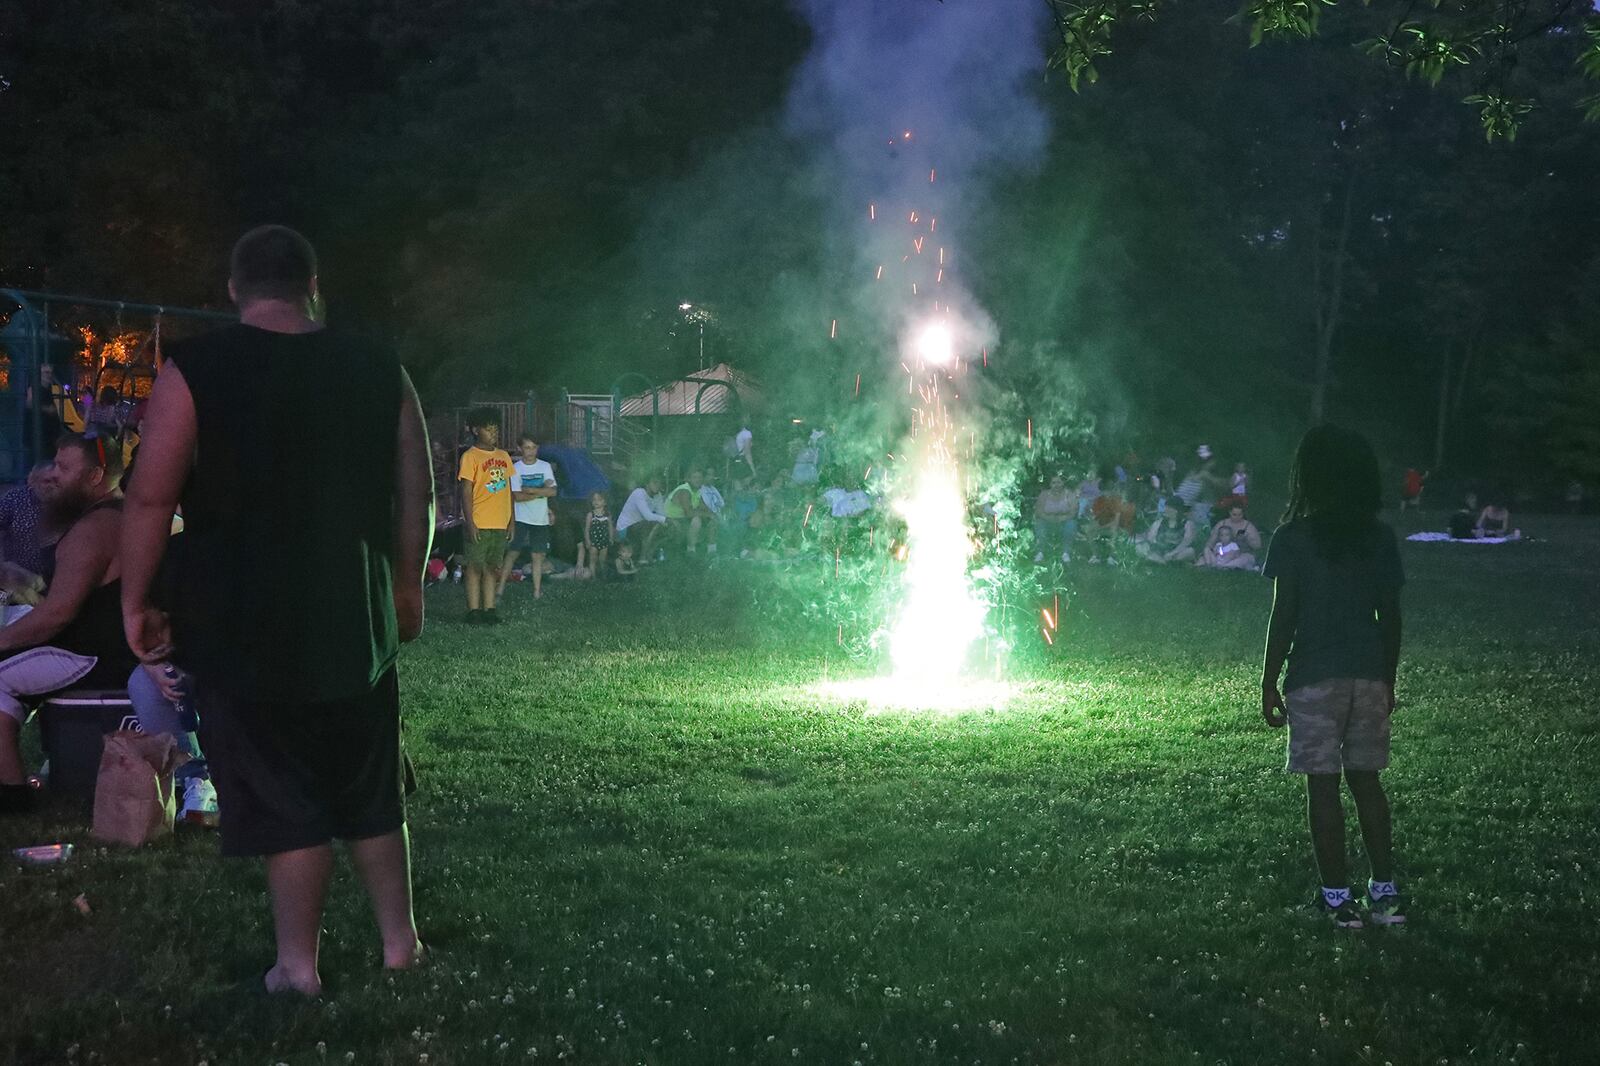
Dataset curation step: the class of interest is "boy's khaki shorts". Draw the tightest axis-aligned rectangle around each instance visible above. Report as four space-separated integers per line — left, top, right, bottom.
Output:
1285 678 1391 774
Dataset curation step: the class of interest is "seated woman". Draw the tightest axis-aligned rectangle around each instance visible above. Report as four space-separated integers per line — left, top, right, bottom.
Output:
742 494 785 560
1196 523 1258 570
1032 474 1079 563
1135 508 1197 565
1200 504 1263 558
1476 502 1517 539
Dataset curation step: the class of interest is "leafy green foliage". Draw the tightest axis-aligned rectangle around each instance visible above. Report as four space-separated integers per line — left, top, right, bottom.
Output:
1363 24 1479 85
1239 0 1338 46
1046 0 1600 140
1045 0 1165 90
1463 92 1537 142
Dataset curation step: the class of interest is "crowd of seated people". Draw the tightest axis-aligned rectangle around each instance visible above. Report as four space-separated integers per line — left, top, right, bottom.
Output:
1032 445 1264 571
429 418 1277 600
0 433 216 824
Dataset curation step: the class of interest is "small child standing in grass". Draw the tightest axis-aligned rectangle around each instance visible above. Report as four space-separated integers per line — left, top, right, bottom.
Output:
457 410 514 624
1260 425 1407 930
577 491 614 578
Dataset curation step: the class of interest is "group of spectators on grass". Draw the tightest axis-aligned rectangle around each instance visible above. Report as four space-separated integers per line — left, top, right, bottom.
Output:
443 412 886 609
1034 445 1263 571
443 412 1279 617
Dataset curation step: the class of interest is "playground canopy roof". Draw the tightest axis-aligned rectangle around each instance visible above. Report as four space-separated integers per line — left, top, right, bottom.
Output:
620 362 761 418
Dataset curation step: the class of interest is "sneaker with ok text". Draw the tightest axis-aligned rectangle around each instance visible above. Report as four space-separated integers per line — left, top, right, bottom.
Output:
180 778 220 828
1323 897 1365 930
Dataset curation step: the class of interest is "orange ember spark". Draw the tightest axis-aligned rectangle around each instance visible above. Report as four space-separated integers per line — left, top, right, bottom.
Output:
1042 627 1055 646
1027 418 1033 448
854 372 861 396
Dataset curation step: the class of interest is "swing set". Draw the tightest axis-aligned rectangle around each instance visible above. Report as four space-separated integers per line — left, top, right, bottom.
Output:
0 289 235 481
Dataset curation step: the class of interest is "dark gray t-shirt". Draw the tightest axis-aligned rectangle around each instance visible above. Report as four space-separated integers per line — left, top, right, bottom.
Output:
1262 520 1404 691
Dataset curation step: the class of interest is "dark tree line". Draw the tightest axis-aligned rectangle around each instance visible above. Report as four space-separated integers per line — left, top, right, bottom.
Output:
2 0 1596 489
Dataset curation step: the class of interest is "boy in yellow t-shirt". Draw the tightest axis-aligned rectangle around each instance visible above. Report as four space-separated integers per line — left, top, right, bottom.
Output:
457 410 515 624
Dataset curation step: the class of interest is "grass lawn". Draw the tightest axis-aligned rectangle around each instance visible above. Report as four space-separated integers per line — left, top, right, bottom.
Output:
3 515 1598 1065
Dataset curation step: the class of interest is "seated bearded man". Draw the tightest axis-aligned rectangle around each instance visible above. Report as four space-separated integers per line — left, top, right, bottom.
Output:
0 436 140 813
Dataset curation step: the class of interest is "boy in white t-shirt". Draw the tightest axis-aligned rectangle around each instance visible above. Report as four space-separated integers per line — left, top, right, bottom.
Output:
499 435 557 599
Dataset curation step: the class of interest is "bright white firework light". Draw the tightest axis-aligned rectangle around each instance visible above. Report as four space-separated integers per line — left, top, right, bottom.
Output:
914 320 955 366
887 460 987 689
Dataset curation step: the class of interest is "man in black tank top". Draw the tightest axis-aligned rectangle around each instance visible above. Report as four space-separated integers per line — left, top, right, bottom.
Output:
120 226 437 997
0 435 138 812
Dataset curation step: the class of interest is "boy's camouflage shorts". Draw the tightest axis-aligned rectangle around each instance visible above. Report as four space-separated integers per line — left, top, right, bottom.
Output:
463 528 508 569
1285 678 1391 774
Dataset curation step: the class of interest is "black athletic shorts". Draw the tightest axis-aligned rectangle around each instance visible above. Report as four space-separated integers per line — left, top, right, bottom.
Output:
510 521 552 555
199 668 408 858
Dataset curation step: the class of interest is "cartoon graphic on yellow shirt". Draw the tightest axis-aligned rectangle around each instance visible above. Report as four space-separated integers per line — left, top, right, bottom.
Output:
458 446 515 530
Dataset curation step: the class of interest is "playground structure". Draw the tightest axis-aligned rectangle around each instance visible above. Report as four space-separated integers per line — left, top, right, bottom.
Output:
0 289 234 481
3 288 763 497
449 363 760 481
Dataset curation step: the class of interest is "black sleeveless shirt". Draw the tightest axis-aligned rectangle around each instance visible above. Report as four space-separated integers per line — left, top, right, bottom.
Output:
46 498 139 688
164 324 402 702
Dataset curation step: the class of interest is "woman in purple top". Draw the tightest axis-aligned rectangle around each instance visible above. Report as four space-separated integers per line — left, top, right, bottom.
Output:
0 461 55 578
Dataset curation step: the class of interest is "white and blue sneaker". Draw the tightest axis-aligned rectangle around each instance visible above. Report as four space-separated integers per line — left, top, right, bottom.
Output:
1366 883 1407 926
181 778 220 828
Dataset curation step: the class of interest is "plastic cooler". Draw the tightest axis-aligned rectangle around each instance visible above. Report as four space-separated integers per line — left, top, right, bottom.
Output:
38 690 137 797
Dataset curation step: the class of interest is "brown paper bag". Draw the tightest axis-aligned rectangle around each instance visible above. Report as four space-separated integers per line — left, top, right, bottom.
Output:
90 731 190 846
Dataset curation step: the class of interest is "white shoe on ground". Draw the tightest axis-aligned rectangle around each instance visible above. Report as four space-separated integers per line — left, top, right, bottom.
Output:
181 778 220 828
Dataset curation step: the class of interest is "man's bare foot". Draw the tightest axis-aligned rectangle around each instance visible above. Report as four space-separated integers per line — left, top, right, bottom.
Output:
263 962 322 997
384 939 427 970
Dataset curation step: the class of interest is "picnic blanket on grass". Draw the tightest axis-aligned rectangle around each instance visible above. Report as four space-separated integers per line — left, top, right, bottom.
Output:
1406 532 1523 544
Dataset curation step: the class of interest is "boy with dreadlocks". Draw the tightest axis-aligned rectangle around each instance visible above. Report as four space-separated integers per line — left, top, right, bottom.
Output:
1260 425 1407 929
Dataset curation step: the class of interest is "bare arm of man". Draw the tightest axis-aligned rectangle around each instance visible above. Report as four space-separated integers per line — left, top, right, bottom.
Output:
393 370 434 644
0 511 117 652
121 365 197 662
